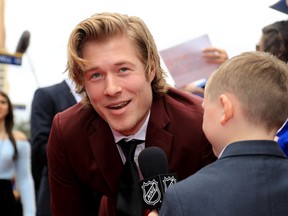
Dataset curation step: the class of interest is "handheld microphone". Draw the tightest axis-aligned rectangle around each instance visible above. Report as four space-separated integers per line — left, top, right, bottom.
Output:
15 31 30 54
138 147 177 210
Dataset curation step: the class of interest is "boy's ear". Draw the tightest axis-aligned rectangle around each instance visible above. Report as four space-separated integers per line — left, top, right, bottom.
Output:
219 94 234 125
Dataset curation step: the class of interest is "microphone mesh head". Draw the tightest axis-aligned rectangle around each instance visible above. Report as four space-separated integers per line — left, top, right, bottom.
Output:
16 31 30 54
138 147 168 178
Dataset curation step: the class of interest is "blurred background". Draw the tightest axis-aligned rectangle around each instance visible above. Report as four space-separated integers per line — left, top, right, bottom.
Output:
1 0 287 127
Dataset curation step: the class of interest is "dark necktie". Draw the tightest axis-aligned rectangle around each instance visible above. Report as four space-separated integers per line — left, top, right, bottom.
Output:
116 139 144 216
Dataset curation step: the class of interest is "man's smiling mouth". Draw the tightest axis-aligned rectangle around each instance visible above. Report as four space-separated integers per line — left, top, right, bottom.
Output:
108 101 130 110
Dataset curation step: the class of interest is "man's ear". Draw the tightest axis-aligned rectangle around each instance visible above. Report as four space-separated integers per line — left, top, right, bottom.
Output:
219 94 234 125
148 69 156 83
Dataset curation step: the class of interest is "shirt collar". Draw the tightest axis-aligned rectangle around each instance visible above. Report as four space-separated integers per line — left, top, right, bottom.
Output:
65 78 82 102
111 111 150 144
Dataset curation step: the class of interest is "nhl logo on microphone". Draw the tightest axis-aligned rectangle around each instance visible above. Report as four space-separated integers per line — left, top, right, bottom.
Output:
162 176 177 190
139 173 177 209
141 179 162 206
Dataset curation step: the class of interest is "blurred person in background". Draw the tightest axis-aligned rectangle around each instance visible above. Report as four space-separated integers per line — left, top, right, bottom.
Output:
0 91 36 216
30 78 91 216
256 19 288 156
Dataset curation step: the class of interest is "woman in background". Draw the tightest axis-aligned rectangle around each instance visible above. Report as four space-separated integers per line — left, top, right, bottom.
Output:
256 19 288 156
0 91 36 216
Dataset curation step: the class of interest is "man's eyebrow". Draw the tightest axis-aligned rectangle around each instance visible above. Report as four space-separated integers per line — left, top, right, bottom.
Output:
83 66 100 73
115 60 135 67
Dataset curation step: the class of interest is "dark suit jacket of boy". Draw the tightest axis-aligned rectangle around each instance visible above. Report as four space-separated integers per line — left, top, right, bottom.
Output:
160 140 288 216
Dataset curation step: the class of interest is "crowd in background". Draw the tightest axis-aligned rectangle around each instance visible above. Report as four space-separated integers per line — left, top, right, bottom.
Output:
0 0 287 215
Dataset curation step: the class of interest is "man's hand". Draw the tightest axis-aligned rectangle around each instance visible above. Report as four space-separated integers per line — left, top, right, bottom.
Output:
148 209 159 216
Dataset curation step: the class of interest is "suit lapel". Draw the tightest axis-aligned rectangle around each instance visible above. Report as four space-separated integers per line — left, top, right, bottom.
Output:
146 96 173 162
88 118 122 198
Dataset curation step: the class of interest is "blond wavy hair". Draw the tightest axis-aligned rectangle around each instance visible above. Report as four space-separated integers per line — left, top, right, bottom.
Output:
66 12 168 105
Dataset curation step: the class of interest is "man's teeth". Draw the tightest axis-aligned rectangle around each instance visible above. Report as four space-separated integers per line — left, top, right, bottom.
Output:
109 101 129 109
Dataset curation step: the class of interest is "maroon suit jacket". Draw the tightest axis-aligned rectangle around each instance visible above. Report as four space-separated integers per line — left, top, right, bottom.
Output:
47 87 216 216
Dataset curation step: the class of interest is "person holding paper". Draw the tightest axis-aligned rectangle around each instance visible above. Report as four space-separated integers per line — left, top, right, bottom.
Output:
180 47 228 97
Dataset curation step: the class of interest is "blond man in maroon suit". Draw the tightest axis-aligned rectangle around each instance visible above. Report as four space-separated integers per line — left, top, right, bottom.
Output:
47 12 216 216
